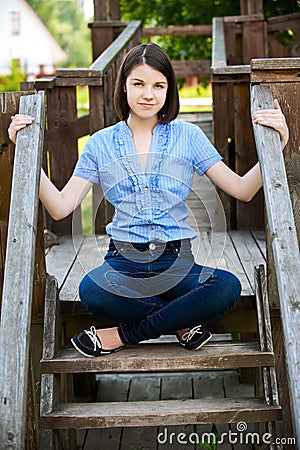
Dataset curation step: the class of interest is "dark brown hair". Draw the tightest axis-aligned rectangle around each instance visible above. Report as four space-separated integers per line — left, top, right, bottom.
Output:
114 43 179 124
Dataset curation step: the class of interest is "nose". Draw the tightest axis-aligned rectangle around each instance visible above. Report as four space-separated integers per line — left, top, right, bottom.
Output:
142 85 154 99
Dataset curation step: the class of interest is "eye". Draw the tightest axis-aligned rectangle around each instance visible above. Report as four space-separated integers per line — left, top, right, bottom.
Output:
133 82 143 87
155 83 166 89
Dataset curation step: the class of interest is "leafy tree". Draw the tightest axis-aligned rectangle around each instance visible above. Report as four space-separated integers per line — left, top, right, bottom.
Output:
120 0 299 60
26 0 92 67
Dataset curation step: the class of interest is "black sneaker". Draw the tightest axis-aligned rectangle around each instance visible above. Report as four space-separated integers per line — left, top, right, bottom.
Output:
176 325 212 350
71 326 125 358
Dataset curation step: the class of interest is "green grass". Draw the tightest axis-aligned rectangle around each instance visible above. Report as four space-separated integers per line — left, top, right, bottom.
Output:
179 83 212 98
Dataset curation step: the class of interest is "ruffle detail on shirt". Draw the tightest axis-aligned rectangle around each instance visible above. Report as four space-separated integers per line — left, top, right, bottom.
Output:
150 122 170 189
113 122 143 194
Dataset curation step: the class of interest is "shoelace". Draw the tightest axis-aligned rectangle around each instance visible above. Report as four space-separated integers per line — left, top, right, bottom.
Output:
84 326 102 352
181 325 203 342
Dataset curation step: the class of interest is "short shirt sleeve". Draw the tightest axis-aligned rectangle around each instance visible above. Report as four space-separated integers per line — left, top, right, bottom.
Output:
189 124 222 175
73 136 100 184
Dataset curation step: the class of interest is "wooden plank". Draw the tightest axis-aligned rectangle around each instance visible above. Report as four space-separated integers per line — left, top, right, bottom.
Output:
212 65 250 76
45 86 82 235
251 57 300 71
194 372 229 449
228 231 266 292
233 82 264 229
0 91 33 304
242 19 267 64
41 398 281 429
39 275 61 448
46 235 85 292
59 235 107 302
123 376 160 449
212 17 227 68
83 375 130 449
157 375 194 450
0 93 45 449
251 69 300 84
251 84 300 439
143 24 212 37
267 12 300 32
240 0 263 15
251 230 266 259
56 69 102 78
223 372 259 449
208 232 253 296
211 82 234 228
171 59 211 79
41 341 274 374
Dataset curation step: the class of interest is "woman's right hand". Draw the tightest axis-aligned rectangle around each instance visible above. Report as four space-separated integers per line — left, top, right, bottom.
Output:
8 114 35 144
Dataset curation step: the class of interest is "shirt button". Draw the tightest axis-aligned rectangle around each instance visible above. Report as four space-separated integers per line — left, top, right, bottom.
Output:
147 219 152 224
149 243 156 251
145 186 149 190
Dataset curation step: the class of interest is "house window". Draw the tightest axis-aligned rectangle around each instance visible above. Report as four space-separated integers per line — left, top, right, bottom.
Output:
11 11 21 36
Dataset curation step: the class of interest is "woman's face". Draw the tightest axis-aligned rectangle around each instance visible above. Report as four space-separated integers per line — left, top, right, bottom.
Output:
125 64 168 122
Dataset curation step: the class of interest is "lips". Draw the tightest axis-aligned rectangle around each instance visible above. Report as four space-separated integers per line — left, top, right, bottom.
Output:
138 103 155 107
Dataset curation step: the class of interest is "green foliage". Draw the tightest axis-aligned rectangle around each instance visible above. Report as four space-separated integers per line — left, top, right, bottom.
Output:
26 0 92 67
263 0 299 17
0 60 26 92
198 424 220 449
121 0 240 61
120 0 299 61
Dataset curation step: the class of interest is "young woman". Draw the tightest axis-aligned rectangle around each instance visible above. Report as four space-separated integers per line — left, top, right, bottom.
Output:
9 44 289 357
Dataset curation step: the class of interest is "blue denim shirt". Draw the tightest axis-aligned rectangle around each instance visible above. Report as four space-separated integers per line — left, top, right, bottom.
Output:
74 120 222 242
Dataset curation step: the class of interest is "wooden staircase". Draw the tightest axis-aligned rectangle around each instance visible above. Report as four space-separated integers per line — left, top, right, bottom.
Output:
40 265 282 448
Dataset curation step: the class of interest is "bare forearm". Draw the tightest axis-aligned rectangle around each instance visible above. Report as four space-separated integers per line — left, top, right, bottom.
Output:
39 170 92 220
239 162 262 202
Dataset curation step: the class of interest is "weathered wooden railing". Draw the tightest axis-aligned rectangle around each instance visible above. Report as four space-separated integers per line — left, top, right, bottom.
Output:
251 82 300 441
251 58 300 442
22 20 142 236
0 92 45 449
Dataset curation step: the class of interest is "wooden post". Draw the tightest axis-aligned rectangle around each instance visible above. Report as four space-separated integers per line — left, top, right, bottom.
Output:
240 0 263 15
90 0 124 61
0 93 45 449
46 86 82 236
251 80 300 440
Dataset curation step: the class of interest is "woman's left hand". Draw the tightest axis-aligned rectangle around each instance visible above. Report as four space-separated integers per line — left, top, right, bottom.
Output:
252 99 289 150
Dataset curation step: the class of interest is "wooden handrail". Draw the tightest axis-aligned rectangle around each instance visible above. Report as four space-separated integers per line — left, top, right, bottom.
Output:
0 93 45 448
89 20 142 73
251 84 300 439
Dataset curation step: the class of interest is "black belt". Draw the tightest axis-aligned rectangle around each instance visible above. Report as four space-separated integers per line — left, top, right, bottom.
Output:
109 239 190 252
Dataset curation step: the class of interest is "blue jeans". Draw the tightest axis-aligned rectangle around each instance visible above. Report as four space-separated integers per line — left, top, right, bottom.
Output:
79 239 241 345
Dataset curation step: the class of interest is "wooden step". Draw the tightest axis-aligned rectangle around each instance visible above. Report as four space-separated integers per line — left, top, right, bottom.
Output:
41 341 274 374
41 398 281 429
